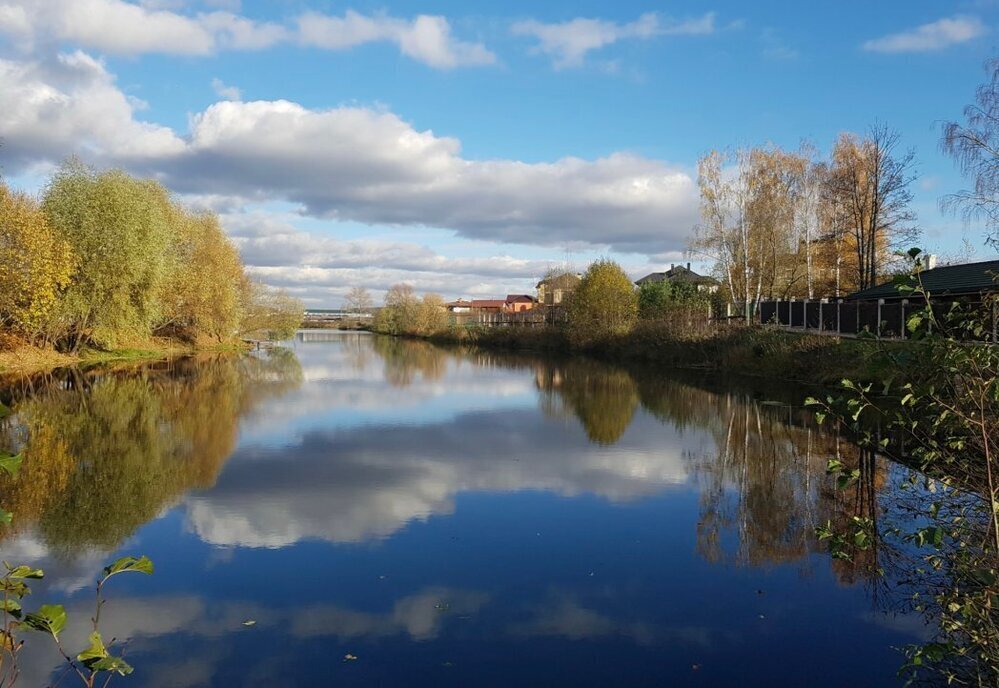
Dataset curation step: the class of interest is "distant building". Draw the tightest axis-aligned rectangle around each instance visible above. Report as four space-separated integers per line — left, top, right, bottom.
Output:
445 299 473 313
847 258 999 302
536 273 582 306
469 299 507 312
504 294 536 313
635 263 720 294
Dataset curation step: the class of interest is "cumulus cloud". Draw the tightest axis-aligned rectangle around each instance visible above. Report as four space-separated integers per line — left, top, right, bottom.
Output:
154 100 698 253
0 53 699 255
862 15 988 53
0 51 185 168
512 12 716 68
0 0 288 55
297 10 496 68
0 0 494 67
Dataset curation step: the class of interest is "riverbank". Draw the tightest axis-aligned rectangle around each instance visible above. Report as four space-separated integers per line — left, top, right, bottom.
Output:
0 338 250 376
424 322 880 387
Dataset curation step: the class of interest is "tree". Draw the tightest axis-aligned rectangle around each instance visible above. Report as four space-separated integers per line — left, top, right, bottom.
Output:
344 287 373 314
239 279 304 340
42 161 175 350
567 259 637 347
941 57 999 248
826 125 918 291
637 280 702 320
158 210 244 342
0 183 75 338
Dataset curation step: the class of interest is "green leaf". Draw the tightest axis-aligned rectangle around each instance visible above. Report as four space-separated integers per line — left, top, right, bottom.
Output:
0 579 31 598
22 604 67 639
0 453 23 478
0 508 11 526
6 566 43 580
103 555 154 579
77 632 108 669
90 655 133 676
0 598 22 618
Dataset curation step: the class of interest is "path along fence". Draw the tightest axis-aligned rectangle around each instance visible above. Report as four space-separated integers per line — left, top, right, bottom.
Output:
757 298 998 341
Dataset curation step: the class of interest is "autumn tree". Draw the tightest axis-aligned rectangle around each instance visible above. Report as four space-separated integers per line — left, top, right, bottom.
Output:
239 279 304 340
941 57 999 248
42 161 175 350
159 210 244 342
567 259 638 347
0 183 75 339
826 125 918 291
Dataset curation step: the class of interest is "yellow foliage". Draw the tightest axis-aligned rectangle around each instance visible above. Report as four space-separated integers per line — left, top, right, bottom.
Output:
0 183 75 335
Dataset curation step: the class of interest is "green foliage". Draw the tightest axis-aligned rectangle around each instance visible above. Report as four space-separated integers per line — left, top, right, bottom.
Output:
43 161 176 349
567 259 638 348
239 279 304 341
637 280 705 319
808 253 999 685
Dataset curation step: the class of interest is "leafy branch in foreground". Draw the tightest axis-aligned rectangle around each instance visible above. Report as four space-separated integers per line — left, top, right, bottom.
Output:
806 250 998 686
1 422 154 687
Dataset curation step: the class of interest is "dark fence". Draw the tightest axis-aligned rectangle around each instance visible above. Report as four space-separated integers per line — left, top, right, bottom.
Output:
758 298 998 341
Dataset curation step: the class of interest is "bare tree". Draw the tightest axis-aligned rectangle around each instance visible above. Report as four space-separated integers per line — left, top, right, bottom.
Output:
941 57 999 248
826 124 918 291
344 286 373 314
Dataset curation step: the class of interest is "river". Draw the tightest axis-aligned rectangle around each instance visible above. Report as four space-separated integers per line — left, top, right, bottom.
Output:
0 331 924 687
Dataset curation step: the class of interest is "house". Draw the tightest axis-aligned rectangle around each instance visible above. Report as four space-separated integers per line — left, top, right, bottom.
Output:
847 258 999 302
536 273 582 306
635 263 720 293
445 299 473 313
504 294 536 313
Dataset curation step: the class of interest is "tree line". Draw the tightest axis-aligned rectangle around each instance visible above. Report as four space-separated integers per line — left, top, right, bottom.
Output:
695 57 999 312
0 160 304 351
694 125 918 309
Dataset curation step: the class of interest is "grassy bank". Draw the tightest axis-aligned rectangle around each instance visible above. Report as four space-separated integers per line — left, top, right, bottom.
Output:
425 322 880 387
0 338 249 376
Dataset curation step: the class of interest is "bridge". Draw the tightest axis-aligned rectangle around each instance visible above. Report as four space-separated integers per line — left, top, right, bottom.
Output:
303 309 373 321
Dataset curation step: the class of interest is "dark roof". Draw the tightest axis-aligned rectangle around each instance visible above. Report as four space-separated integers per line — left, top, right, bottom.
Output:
505 294 536 303
636 265 719 286
848 259 999 301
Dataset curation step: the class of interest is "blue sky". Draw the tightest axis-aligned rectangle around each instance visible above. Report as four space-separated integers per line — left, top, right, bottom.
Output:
1 0 997 305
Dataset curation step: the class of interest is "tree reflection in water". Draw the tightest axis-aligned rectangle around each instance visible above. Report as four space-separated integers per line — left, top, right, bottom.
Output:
0 351 302 555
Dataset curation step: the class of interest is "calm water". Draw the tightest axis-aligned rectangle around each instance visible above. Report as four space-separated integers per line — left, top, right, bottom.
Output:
0 332 924 687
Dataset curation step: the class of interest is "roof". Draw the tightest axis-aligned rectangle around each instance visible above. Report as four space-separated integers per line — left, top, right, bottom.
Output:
505 294 536 303
636 265 719 286
848 259 999 301
536 273 582 289
470 299 506 309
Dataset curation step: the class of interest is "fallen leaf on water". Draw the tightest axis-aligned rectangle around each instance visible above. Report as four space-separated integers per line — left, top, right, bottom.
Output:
344 654 358 661
242 620 256 627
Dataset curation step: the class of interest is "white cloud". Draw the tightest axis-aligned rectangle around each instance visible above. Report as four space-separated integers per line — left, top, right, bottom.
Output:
211 76 241 101
0 51 185 168
0 49 698 300
862 15 988 53
0 1 490 67
298 10 496 69
511 12 716 68
0 0 291 55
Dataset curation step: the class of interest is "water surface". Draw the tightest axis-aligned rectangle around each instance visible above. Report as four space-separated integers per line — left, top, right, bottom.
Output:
0 332 922 687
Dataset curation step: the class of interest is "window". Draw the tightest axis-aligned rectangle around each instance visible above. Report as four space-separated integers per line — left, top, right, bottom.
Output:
554 288 562 304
